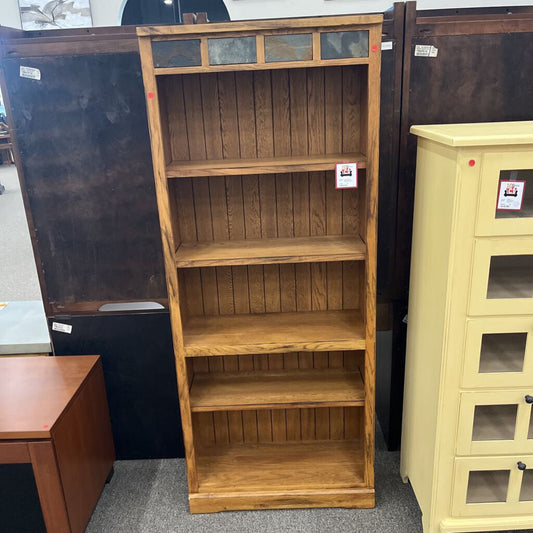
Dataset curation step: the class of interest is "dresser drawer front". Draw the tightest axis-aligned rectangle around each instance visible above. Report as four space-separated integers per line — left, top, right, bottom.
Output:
453 456 533 517
469 238 533 316
476 152 533 237
463 317 533 389
457 391 533 456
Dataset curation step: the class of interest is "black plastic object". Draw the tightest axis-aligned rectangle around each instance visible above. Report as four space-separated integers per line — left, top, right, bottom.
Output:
50 312 184 460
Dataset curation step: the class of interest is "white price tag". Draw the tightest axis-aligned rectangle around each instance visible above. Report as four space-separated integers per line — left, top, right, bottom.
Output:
19 66 41 81
497 180 526 211
335 163 358 189
381 41 393 51
52 322 72 334
414 45 438 57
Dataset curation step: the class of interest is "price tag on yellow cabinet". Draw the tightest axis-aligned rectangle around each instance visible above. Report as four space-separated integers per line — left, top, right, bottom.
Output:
335 163 358 189
497 180 526 211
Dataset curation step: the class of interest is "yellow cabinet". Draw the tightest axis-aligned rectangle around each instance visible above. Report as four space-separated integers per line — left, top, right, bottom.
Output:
401 122 533 533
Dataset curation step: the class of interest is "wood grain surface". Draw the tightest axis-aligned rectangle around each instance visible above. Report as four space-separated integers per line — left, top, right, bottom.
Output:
0 356 98 439
196 439 365 492
183 310 365 356
167 153 366 177
176 235 366 267
190 368 365 411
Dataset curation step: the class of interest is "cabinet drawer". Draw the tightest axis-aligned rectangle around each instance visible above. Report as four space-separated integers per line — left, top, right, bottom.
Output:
476 151 533 237
463 317 533 389
453 456 533 517
457 390 533 456
469 237 533 316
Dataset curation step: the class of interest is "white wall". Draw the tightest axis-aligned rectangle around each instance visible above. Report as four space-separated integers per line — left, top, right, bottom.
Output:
1 1 24 28
1 0 533 29
226 0 533 20
0 0 125 29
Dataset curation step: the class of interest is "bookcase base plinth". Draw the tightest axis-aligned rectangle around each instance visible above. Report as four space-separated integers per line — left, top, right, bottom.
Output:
189 488 375 514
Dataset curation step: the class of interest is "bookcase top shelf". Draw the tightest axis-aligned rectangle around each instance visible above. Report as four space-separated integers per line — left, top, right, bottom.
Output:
166 153 367 178
176 235 366 268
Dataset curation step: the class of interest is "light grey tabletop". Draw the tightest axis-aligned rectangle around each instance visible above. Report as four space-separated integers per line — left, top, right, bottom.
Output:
0 300 51 354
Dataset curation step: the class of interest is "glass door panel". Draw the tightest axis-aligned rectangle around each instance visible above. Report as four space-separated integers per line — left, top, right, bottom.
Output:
469 238 533 316
476 151 533 236
463 318 533 388
453 456 533 517
457 391 533 456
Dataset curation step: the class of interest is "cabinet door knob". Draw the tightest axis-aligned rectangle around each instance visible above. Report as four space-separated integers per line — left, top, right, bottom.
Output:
525 395 533 404
518 462 527 471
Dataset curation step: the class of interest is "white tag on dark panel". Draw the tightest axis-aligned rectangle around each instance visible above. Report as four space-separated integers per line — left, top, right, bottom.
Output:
52 322 73 334
19 66 41 80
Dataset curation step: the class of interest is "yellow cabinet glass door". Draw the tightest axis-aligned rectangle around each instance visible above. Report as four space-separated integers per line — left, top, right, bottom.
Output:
476 151 533 237
462 317 533 388
453 456 533 517
457 391 533 456
469 237 533 316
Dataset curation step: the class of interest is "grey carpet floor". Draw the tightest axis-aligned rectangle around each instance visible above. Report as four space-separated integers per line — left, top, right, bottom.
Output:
87 453 421 533
87 429 424 533
0 165 41 301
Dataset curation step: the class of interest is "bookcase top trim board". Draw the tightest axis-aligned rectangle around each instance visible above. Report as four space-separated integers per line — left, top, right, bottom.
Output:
138 13 381 513
137 15 383 36
138 16 382 75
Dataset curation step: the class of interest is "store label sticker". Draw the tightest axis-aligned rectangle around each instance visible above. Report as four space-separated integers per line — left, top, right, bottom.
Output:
497 180 526 210
19 66 41 81
52 322 72 334
335 163 358 189
414 45 438 57
381 41 393 51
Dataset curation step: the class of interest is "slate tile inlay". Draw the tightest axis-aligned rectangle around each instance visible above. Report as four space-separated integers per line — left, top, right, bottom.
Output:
152 40 202 68
265 34 313 63
208 36 257 65
320 31 369 60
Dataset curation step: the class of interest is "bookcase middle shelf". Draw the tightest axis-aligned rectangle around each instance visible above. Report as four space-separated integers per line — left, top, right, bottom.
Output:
182 309 365 356
189 367 365 412
175 235 366 268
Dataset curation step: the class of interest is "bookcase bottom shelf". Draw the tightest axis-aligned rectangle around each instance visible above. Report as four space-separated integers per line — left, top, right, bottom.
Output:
190 440 370 512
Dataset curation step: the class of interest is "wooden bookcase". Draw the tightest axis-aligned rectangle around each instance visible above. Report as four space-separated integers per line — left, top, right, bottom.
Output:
137 15 382 513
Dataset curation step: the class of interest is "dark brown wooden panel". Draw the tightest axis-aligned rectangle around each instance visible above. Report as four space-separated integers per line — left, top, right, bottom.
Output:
2 53 166 311
396 4 533 301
